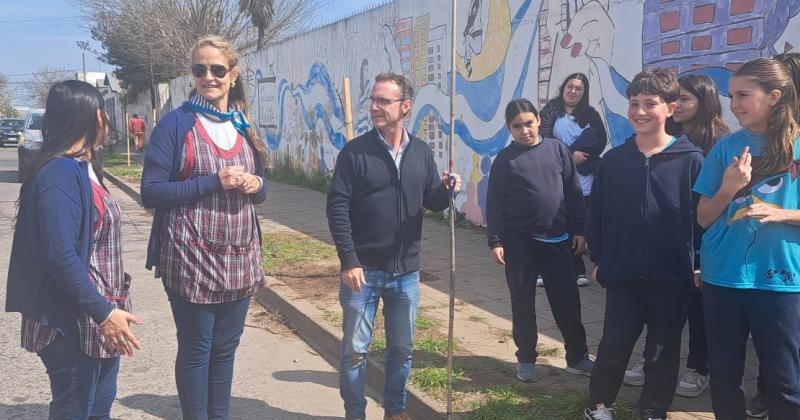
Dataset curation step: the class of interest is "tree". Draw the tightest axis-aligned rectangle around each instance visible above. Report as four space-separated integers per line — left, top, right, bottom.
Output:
25 68 73 108
239 0 274 50
71 0 321 95
0 73 17 118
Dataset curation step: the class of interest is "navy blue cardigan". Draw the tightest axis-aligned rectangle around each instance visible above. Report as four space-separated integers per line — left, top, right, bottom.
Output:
140 106 268 270
6 158 114 329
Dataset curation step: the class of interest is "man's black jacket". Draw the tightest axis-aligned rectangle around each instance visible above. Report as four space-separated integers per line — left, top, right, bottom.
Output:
326 128 449 273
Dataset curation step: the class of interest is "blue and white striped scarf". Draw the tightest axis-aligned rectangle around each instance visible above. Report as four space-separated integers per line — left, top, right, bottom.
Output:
183 94 251 136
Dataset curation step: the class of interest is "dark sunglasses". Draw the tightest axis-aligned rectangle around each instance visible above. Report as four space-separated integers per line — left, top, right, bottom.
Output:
191 64 229 78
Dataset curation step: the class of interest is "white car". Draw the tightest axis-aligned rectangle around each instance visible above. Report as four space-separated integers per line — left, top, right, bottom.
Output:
17 109 45 182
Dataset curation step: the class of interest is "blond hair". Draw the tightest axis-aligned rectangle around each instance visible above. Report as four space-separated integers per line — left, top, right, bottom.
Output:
190 35 268 164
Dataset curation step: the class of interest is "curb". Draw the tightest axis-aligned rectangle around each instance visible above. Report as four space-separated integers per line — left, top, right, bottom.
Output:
255 282 449 419
104 173 450 419
103 170 142 206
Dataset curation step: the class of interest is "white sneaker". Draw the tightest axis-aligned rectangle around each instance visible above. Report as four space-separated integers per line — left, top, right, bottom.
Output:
577 275 590 286
584 407 616 420
676 368 708 397
536 275 544 287
623 358 645 386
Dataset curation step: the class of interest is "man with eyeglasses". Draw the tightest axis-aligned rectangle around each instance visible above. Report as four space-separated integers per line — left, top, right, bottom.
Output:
327 72 461 420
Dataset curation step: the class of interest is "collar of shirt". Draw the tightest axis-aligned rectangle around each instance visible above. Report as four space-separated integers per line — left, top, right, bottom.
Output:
376 128 410 172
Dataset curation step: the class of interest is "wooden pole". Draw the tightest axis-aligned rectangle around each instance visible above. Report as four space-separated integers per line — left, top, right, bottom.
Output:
446 0 457 418
124 112 131 167
343 77 354 141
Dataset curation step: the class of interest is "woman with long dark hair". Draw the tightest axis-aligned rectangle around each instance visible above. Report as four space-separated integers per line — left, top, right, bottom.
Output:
141 35 267 419
540 73 608 287
7 79 142 418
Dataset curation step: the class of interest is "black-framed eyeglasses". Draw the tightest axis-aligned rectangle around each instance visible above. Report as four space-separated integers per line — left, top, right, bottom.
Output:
191 64 229 78
370 97 405 107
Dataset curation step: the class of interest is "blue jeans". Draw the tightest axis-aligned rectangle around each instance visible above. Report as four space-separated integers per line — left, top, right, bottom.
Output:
38 326 120 420
339 269 419 419
703 283 800 420
166 288 251 420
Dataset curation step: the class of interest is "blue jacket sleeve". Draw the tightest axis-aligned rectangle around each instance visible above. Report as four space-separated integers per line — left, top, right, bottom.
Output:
249 155 268 204
36 173 113 324
585 160 604 264
422 146 449 212
140 118 223 209
486 153 508 248
326 149 361 270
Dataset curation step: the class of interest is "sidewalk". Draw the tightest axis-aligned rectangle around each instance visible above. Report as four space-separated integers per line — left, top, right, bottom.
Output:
256 181 763 419
0 168 384 419
105 161 761 418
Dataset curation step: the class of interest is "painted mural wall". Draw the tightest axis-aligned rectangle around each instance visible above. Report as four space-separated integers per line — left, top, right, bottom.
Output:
168 0 800 226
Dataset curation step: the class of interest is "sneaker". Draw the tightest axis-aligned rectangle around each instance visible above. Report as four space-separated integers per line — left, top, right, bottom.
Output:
515 362 537 382
623 358 645 386
566 356 594 376
536 275 544 287
584 407 616 420
675 368 708 397
577 275 590 286
746 392 769 418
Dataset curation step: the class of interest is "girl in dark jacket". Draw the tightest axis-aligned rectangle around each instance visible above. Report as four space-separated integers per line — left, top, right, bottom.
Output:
7 80 142 419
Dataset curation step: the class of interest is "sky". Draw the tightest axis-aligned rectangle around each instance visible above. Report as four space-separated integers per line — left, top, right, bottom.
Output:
1 0 372 106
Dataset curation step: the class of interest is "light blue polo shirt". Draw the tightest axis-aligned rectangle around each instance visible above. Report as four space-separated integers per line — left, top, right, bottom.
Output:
693 129 800 292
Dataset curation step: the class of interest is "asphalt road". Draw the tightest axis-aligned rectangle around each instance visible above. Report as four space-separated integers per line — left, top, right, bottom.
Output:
0 146 383 419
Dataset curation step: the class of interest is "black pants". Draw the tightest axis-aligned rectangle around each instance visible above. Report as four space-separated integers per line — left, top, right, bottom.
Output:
703 283 800 420
573 195 589 276
589 282 690 419
686 288 708 375
503 234 588 366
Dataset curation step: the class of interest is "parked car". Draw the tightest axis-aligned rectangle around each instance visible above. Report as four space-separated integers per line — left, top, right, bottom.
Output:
18 110 44 182
0 118 25 146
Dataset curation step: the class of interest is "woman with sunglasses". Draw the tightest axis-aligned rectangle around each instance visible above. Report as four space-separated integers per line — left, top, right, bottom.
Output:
7 80 142 418
141 35 268 420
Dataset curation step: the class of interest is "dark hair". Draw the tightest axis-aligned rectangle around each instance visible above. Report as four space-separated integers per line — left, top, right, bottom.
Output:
626 67 680 103
551 73 593 127
375 73 414 100
133 113 138 117
190 35 268 165
505 99 539 126
733 57 799 177
775 51 800 121
18 80 111 203
677 74 730 154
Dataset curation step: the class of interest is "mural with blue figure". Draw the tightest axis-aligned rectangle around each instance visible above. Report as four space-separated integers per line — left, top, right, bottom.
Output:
202 0 800 226
257 64 348 152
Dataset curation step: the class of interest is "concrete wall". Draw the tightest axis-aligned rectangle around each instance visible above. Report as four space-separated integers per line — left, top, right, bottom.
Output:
167 0 800 226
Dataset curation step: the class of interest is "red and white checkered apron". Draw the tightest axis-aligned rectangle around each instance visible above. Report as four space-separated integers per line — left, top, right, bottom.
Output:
21 179 129 358
158 118 265 303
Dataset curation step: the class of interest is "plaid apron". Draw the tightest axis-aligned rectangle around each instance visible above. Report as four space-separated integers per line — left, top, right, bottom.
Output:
158 118 265 303
21 179 129 358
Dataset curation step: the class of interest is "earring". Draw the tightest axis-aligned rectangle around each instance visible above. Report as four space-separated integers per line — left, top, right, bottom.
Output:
232 81 236 88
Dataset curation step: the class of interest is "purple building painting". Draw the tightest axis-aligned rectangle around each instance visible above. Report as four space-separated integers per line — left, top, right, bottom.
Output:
642 0 800 74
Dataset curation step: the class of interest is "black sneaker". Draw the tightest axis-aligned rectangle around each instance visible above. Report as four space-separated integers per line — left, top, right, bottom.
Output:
746 392 769 418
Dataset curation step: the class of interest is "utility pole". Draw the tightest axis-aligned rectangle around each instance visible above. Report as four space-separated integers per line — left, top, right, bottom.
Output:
82 52 86 82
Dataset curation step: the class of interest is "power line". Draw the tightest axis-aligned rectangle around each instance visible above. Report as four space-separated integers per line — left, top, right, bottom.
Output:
0 21 85 34
3 70 82 78
0 16 82 24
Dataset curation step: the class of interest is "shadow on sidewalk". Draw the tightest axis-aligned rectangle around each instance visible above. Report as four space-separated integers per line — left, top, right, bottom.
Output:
0 403 49 419
272 369 339 389
118 393 341 419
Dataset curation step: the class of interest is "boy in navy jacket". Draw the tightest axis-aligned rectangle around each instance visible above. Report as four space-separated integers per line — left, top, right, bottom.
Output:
584 69 704 420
